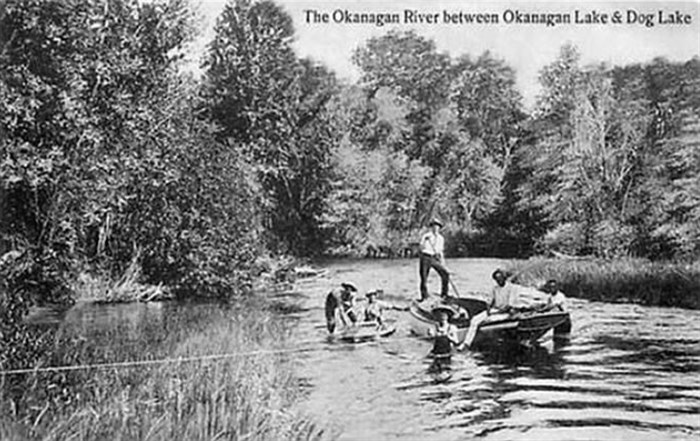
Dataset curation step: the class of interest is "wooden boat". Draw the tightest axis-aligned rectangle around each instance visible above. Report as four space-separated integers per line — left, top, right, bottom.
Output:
336 320 397 343
409 296 571 347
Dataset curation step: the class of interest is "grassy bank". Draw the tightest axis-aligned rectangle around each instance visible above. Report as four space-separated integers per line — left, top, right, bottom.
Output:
506 258 700 309
1 301 330 441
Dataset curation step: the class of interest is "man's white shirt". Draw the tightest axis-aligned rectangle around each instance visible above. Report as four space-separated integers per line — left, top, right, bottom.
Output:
420 231 444 256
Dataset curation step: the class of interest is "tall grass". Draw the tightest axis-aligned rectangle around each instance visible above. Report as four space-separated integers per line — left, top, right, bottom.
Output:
1 302 332 441
507 258 700 309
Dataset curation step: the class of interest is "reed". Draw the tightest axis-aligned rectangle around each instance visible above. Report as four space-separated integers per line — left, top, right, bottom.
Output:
71 255 172 303
1 303 331 441
507 258 700 309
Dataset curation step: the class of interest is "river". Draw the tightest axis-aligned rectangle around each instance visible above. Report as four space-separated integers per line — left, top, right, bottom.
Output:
288 258 700 441
47 258 700 440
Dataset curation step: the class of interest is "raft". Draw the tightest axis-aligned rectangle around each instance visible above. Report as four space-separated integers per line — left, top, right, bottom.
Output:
336 320 397 343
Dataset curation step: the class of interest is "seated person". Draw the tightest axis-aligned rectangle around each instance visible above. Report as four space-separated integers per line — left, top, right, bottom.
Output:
540 279 568 312
488 269 519 313
461 268 544 348
363 289 408 326
541 279 572 335
325 282 358 333
490 269 549 313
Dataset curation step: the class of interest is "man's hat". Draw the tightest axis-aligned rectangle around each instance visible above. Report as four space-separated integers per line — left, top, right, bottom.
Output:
341 282 357 292
429 218 443 227
366 289 383 298
432 305 456 318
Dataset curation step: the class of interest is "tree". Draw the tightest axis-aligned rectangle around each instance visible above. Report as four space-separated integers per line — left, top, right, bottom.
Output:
322 138 429 255
352 30 453 164
352 32 507 238
518 47 699 259
203 0 296 147
635 58 700 259
1 0 266 306
452 52 525 169
203 0 340 255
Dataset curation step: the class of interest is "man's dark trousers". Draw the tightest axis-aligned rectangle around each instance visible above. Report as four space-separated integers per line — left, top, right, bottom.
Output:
419 252 449 300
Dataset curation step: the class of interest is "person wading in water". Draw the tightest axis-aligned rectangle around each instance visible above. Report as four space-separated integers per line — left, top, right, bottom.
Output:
418 219 450 301
428 305 466 373
325 282 358 333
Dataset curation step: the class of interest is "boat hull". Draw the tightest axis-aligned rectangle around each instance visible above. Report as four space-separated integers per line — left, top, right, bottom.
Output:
409 298 570 347
336 320 397 343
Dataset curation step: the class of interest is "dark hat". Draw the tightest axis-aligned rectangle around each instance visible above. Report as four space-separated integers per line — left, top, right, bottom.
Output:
429 218 443 227
432 305 456 318
341 282 357 292
365 289 383 298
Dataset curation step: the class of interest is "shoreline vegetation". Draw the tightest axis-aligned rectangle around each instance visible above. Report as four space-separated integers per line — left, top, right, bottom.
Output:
506 257 700 310
2 0 698 439
1 293 331 441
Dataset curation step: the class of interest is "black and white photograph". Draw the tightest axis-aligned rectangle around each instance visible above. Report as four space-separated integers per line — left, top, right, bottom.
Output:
1 0 699 440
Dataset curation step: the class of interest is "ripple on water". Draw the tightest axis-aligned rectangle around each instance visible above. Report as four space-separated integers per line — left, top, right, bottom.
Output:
290 259 700 441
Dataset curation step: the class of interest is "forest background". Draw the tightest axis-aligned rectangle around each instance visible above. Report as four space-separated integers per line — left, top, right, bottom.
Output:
2 0 699 327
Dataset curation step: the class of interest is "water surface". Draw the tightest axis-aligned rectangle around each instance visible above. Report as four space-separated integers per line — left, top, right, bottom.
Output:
48 257 700 440
288 258 700 441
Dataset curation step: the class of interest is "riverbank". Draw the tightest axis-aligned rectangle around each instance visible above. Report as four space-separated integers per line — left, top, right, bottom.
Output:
506 258 700 309
1 298 330 441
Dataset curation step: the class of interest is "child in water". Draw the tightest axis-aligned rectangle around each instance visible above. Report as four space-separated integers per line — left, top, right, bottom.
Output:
364 289 408 327
429 306 465 359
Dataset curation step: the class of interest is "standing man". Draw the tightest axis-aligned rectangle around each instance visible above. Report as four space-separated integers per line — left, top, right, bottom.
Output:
418 219 450 301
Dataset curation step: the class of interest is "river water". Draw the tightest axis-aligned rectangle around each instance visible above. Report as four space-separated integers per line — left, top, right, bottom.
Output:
287 258 700 441
47 258 700 440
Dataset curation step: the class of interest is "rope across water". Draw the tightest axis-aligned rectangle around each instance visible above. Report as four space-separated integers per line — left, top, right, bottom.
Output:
0 334 430 376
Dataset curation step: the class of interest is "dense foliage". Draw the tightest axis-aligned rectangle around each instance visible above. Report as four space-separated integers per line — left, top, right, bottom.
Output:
517 45 700 259
202 0 341 255
2 0 699 372
345 31 519 254
0 0 263 376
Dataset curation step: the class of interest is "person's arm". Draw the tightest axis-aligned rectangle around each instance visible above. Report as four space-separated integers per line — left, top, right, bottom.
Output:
338 307 349 326
448 326 462 347
346 299 359 324
533 300 550 313
487 288 499 313
378 300 407 311
419 232 429 251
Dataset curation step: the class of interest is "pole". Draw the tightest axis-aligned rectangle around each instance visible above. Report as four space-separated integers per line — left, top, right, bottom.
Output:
448 276 461 298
